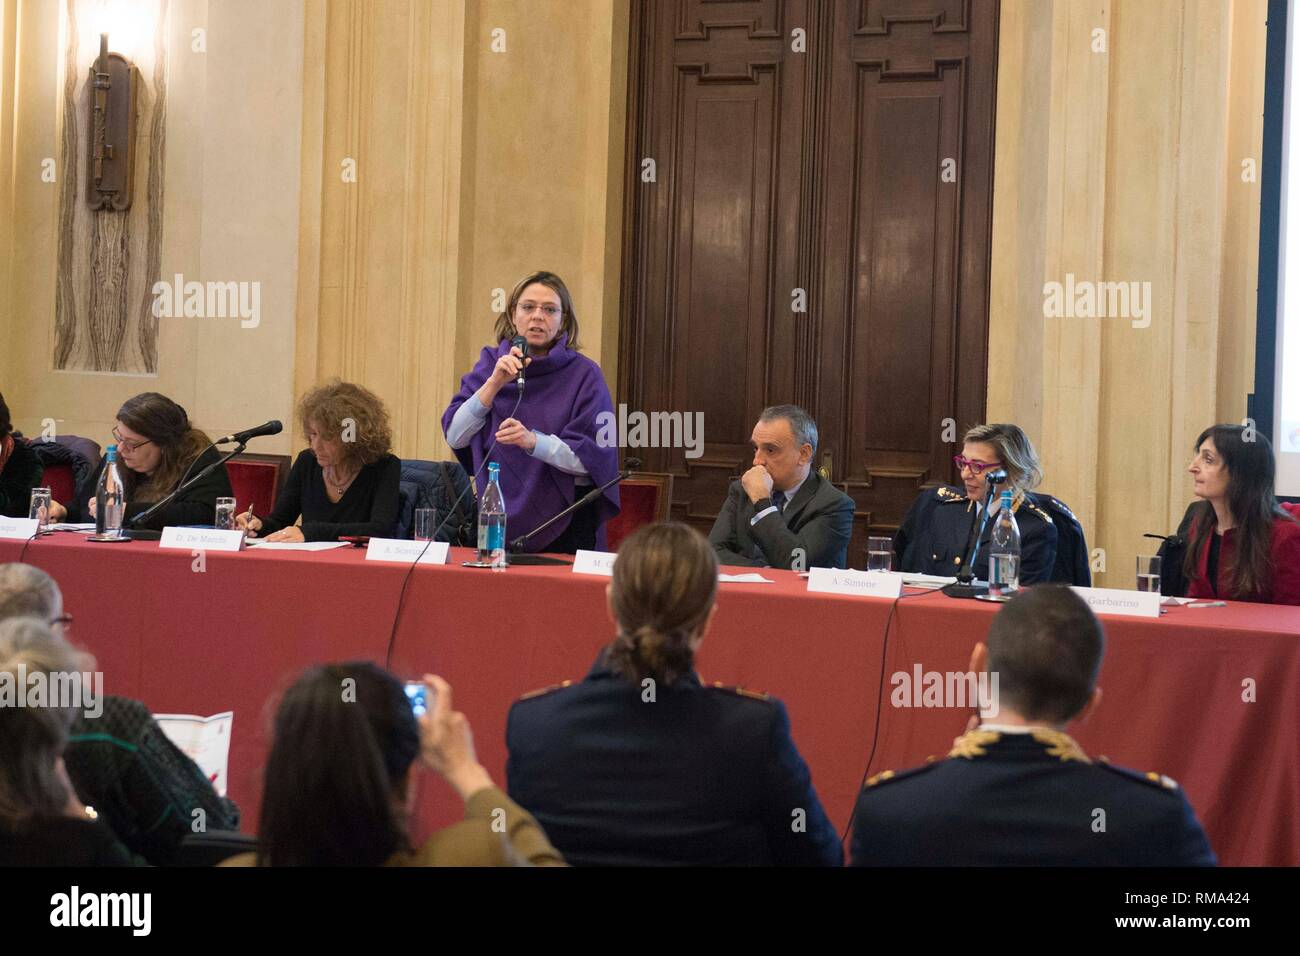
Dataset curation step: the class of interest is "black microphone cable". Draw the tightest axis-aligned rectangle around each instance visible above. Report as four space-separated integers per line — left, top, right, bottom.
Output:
839 586 937 849
384 387 525 669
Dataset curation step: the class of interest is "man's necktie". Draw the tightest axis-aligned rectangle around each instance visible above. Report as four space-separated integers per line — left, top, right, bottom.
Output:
771 489 787 513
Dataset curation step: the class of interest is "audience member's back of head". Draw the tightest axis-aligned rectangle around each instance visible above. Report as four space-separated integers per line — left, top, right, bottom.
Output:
606 522 718 687
0 563 62 623
0 618 81 829
260 661 419 866
986 584 1104 724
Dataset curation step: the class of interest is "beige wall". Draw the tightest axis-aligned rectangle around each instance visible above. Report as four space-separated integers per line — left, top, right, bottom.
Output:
0 0 303 455
297 0 629 461
989 0 1266 586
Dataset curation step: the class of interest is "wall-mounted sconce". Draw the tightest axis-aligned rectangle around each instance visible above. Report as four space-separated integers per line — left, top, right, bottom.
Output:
87 32 138 211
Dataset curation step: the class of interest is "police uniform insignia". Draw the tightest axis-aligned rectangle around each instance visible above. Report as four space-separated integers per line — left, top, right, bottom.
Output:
1096 758 1181 791
948 728 1000 759
1030 728 1091 764
518 680 571 700
864 762 935 789
709 681 770 701
936 486 965 503
866 770 895 787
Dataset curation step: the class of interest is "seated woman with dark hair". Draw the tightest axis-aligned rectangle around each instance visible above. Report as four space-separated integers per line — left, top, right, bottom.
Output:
0 390 44 519
222 664 563 867
895 422 1059 584
46 392 232 530
1184 424 1300 605
237 380 400 542
506 522 842 866
0 618 133 866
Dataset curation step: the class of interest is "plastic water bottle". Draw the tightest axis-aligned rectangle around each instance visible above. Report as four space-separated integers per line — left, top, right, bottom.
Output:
988 490 1021 597
477 462 507 570
95 444 127 539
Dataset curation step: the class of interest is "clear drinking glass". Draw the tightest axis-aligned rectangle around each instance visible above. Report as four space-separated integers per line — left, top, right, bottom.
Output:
1137 555 1162 593
867 536 893 572
29 487 52 531
215 497 237 531
414 508 436 542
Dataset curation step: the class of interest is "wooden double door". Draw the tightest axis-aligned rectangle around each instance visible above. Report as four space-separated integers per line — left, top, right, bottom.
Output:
619 0 999 565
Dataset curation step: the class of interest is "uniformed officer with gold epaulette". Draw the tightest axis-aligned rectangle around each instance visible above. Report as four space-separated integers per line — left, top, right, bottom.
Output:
850 586 1217 866
506 522 842 866
894 423 1059 583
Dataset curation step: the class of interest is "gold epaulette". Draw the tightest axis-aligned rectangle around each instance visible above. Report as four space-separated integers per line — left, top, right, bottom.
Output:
1096 757 1181 791
518 680 572 700
936 486 966 503
1030 728 1091 763
709 681 770 701
948 728 1001 759
864 761 937 789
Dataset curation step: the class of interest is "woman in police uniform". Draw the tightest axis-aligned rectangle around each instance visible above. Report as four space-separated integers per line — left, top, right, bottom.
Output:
505 522 842 866
894 423 1058 584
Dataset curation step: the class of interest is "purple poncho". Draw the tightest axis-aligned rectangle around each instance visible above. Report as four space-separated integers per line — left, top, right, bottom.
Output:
442 334 621 552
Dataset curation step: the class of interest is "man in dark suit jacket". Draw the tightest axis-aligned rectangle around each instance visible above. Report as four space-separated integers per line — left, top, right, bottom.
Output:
850 585 1216 866
708 405 854 570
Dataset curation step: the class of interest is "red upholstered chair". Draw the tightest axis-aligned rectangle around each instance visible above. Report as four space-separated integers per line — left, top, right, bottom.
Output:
227 453 291 514
41 463 77 505
1283 501 1300 518
605 472 673 552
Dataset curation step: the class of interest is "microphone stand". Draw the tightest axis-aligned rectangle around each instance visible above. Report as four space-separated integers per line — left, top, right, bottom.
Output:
118 441 247 540
500 464 633 566
941 481 1000 600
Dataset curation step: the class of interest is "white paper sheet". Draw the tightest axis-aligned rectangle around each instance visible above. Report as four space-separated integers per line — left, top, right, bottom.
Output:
243 540 351 551
46 522 97 532
718 573 774 583
901 573 959 589
154 711 234 797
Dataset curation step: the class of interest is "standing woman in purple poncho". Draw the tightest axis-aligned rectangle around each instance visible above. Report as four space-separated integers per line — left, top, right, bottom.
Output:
442 271 621 554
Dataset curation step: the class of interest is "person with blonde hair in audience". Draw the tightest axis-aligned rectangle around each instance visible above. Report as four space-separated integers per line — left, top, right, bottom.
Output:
0 617 133 866
0 562 239 865
222 664 563 866
238 379 401 542
506 521 842 865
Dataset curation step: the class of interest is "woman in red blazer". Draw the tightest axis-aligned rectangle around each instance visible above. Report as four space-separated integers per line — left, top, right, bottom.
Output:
1184 424 1300 605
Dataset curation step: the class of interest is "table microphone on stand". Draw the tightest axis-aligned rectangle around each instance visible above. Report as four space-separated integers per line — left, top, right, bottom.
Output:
941 469 1007 600
505 457 641 566
120 421 282 540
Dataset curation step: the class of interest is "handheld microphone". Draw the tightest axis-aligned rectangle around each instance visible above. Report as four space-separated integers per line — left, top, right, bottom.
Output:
985 469 1008 484
214 420 283 445
511 336 529 388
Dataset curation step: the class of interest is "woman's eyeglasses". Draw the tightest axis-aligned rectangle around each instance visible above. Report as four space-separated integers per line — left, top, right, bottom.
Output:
515 302 562 319
953 455 1003 476
111 427 152 453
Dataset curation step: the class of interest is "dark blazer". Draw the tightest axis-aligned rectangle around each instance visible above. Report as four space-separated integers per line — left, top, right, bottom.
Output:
894 485 1058 584
708 471 855 570
0 437 44 518
65 696 240 866
850 729 1216 866
506 654 843 866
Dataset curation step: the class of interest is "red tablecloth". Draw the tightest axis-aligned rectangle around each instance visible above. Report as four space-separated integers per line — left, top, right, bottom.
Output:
3 532 1297 865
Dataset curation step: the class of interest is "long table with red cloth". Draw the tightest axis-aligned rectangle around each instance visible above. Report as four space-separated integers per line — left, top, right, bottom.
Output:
2 532 1297 865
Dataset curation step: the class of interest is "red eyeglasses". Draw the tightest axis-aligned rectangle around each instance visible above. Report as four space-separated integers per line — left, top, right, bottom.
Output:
953 456 1003 476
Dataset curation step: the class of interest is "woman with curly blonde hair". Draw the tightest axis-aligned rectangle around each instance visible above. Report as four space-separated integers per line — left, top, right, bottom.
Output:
237 381 400 542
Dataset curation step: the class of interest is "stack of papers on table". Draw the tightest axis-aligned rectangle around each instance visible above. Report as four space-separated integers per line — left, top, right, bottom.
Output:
718 572 774 583
901 573 958 589
243 540 350 551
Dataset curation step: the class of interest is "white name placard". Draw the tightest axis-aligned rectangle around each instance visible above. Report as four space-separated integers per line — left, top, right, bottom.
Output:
572 549 618 576
0 517 39 540
365 538 449 565
1070 585 1161 619
807 567 904 599
160 527 245 552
